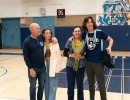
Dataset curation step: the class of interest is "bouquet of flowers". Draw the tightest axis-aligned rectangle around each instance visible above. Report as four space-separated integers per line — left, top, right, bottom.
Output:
72 39 84 71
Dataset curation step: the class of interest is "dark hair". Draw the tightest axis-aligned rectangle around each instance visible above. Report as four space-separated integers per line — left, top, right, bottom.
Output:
72 26 82 40
42 28 53 43
72 26 81 32
82 16 97 32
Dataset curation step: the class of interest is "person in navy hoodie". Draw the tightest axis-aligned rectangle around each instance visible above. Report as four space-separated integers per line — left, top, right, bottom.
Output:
82 16 113 100
23 23 46 100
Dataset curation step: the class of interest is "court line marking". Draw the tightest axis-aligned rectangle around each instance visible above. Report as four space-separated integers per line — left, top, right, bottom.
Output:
0 67 8 78
0 71 26 86
4 68 27 71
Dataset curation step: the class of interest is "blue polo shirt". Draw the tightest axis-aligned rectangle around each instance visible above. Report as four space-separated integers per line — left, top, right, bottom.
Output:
82 29 108 63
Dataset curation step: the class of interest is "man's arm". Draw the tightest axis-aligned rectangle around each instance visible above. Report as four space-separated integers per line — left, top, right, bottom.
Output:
52 37 58 44
23 41 32 69
23 40 36 77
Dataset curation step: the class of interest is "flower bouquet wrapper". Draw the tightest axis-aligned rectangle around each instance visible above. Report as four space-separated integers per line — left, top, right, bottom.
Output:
72 39 84 71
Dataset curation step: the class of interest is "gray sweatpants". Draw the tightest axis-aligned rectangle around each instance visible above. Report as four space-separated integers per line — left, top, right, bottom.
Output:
86 61 107 100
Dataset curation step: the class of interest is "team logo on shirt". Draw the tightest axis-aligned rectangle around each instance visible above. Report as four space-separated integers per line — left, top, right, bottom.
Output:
39 42 43 46
86 30 99 50
87 38 99 45
87 37 99 50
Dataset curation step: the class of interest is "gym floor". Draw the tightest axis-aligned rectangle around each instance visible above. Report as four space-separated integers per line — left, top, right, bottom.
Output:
0 49 130 100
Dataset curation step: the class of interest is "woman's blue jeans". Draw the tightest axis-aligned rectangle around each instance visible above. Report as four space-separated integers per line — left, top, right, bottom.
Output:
45 60 58 100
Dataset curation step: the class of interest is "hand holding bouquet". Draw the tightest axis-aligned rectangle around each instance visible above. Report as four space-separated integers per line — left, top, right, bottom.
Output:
72 39 84 71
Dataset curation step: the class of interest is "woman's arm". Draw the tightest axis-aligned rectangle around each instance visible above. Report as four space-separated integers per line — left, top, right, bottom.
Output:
63 48 69 57
106 36 114 54
63 48 76 58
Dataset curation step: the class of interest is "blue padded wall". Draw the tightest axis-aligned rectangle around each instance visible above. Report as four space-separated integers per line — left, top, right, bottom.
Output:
20 28 31 48
20 25 130 50
55 26 130 50
98 26 130 51
55 27 72 49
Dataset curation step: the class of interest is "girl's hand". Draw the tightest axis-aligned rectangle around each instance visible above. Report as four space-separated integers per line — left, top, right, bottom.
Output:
106 47 111 54
77 55 85 60
69 53 76 58
68 36 74 42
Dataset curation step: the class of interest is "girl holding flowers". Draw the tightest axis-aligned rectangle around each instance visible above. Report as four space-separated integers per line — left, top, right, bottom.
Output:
63 26 86 100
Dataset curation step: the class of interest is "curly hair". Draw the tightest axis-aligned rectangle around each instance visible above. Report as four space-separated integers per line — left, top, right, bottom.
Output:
82 16 97 32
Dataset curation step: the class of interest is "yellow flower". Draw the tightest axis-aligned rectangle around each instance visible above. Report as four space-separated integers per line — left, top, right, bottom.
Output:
75 39 81 47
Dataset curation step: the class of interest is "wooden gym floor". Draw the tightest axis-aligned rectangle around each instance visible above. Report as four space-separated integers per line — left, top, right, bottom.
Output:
0 49 130 100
